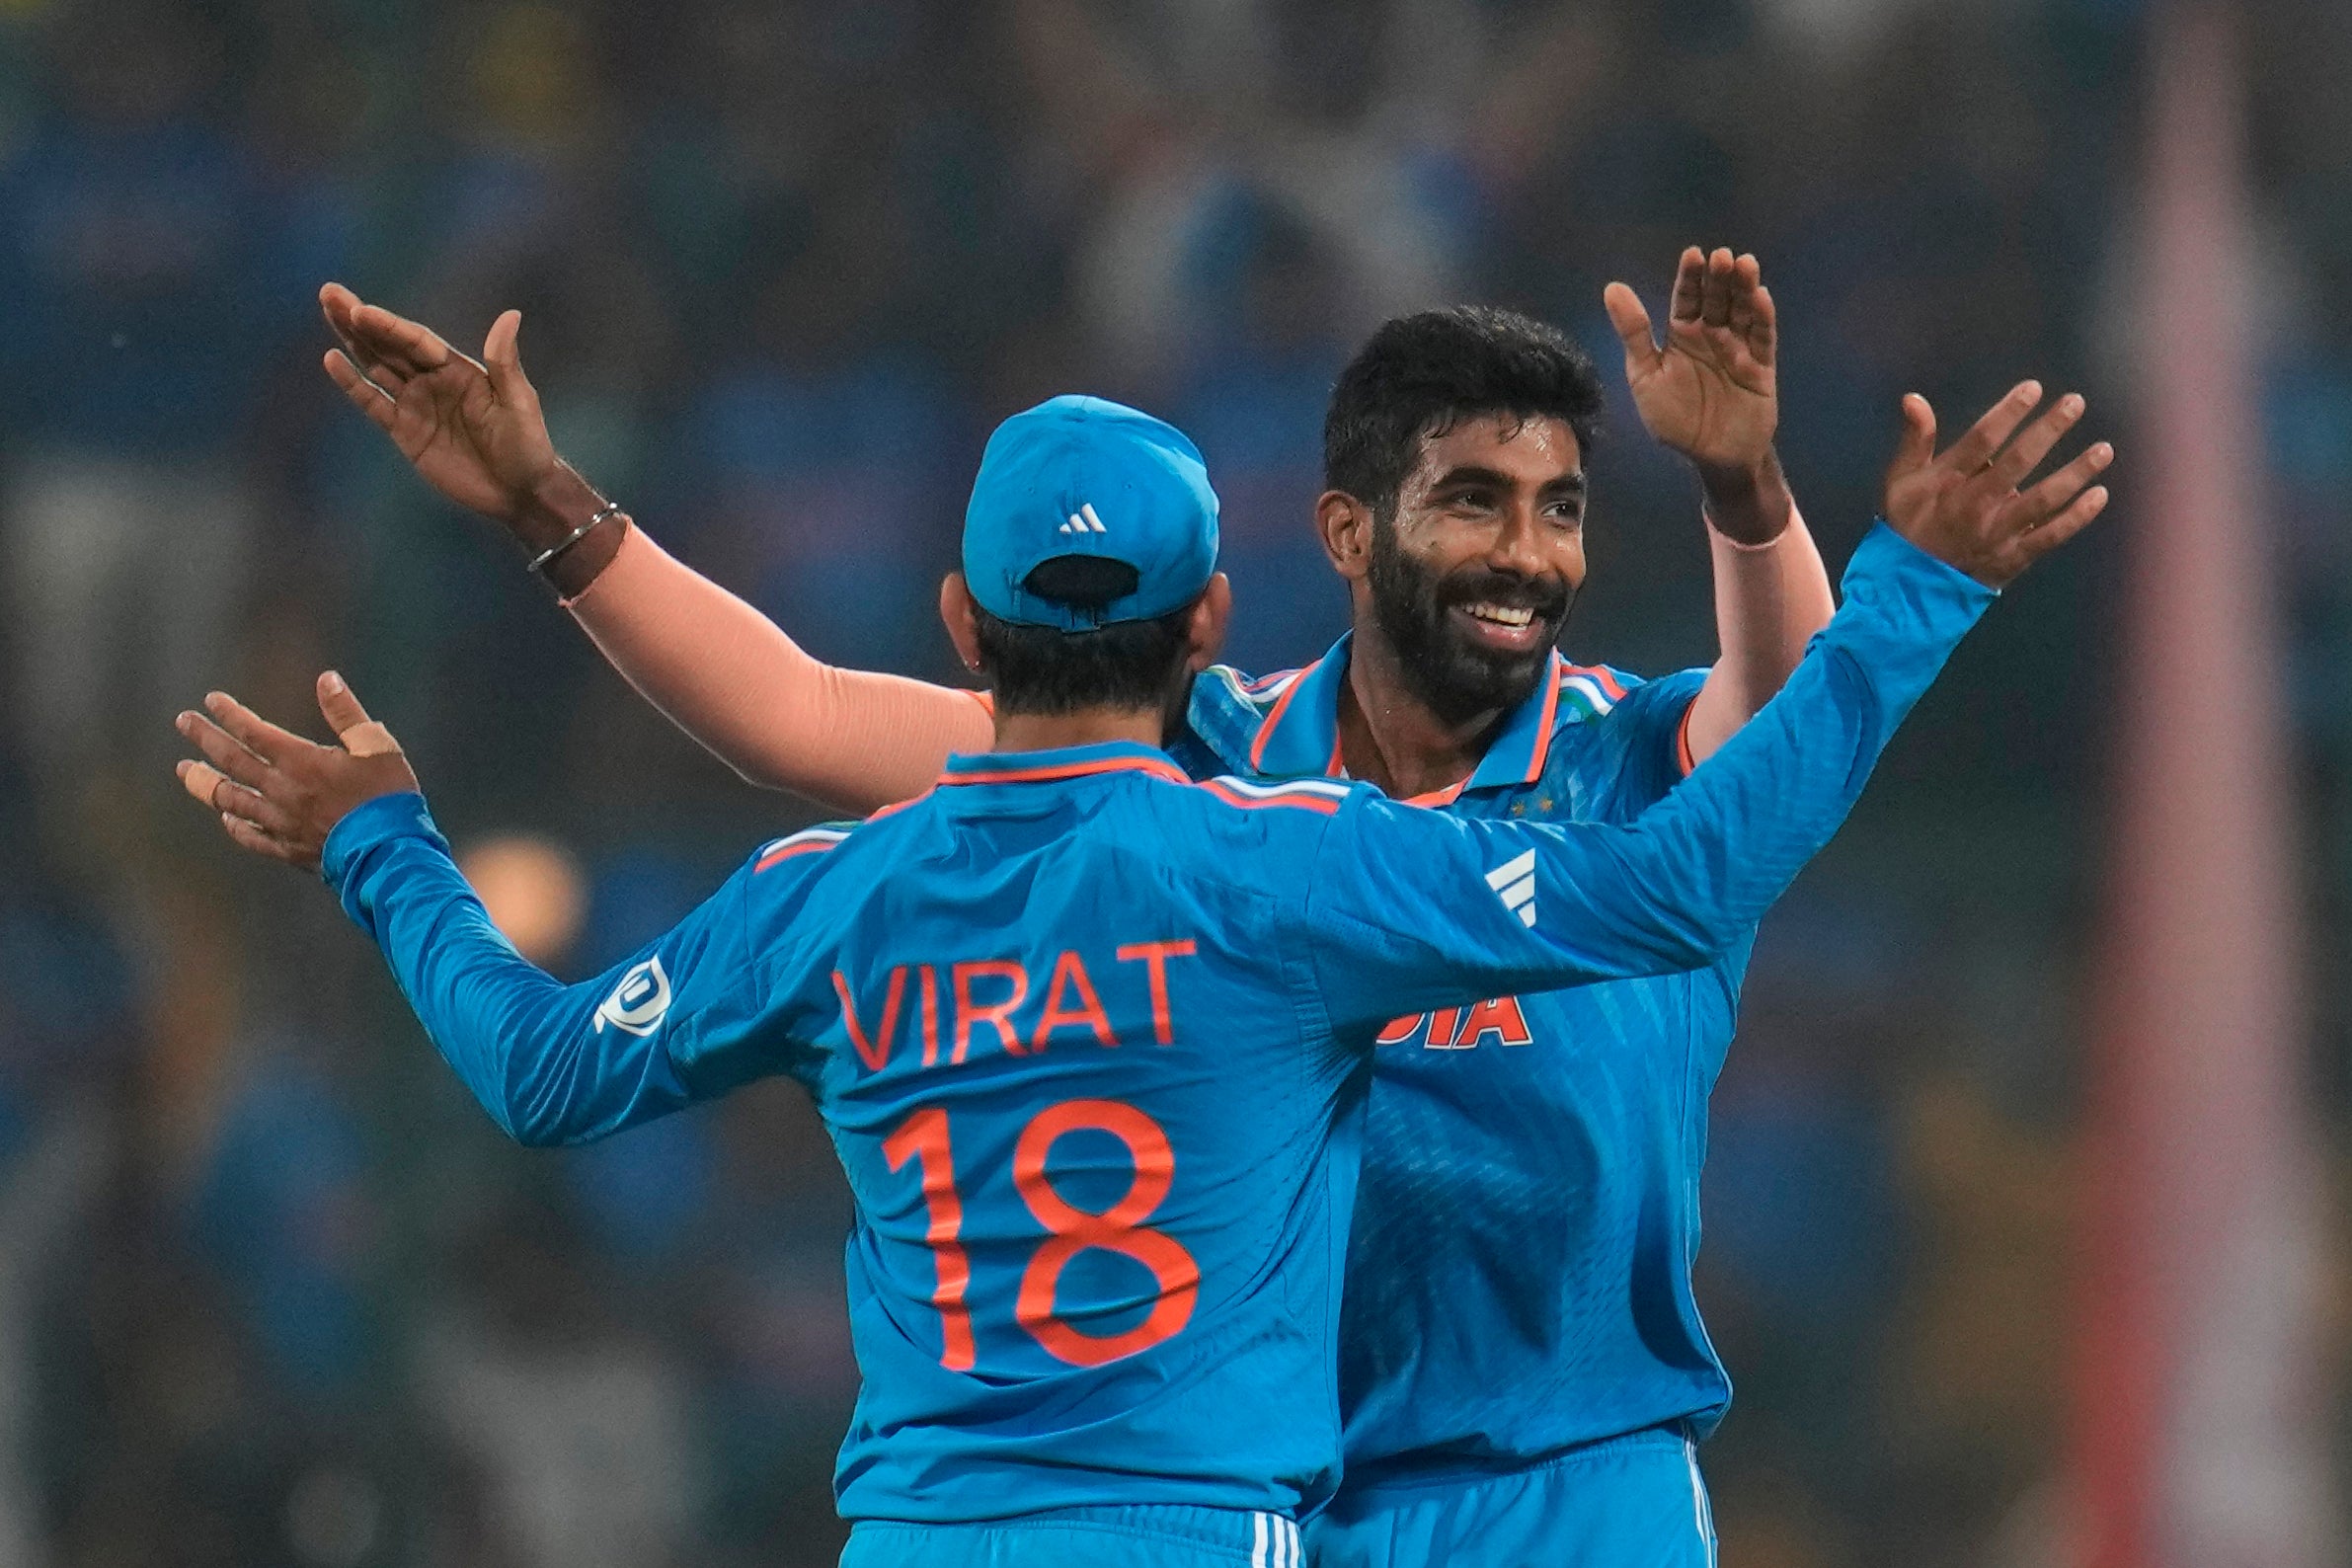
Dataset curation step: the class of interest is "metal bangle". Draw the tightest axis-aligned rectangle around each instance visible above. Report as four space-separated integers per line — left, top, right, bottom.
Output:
526 503 623 575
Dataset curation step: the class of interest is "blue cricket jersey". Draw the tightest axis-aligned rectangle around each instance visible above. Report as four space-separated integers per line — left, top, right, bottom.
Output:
1173 521 1995 1483
321 521 1986 1524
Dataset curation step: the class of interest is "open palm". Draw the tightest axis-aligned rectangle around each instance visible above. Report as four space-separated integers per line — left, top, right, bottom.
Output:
1881 381 2113 588
1605 247 1777 473
320 283 556 524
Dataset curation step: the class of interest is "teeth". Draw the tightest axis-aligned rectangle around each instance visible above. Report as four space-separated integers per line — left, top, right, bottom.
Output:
1463 602 1534 628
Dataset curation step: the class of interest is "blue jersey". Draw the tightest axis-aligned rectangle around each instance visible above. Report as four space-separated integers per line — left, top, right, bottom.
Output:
1177 522 1993 1481
320 521 1986 1525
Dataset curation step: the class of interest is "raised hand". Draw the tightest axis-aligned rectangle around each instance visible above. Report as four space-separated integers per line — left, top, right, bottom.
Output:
176 673 421 872
320 282 558 526
1605 247 1777 478
1882 381 2113 588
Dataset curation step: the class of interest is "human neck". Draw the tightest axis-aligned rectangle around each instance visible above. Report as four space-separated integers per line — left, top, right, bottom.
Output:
1335 623 1512 800
991 706 1165 754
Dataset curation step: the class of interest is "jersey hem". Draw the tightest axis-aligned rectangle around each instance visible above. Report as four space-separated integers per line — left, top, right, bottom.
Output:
1337 1420 1699 1498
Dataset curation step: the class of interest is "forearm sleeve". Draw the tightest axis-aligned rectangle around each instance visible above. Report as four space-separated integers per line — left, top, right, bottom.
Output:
1303 522 1992 1035
565 526 997 813
1683 503 1839 766
323 794 768 1145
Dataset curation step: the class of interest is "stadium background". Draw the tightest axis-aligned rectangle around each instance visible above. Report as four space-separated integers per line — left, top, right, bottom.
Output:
0 0 2344 1563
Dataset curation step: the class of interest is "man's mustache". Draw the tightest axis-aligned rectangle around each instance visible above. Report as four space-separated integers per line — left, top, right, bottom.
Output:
1430 570 1573 623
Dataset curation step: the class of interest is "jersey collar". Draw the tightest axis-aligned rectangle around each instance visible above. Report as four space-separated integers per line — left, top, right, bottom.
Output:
1241 632 1576 804
939 741 1190 788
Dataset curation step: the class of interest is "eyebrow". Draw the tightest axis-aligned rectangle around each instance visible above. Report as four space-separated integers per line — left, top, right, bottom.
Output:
1429 465 1587 496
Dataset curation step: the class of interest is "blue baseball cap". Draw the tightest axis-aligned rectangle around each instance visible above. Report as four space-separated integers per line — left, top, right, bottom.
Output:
963 395 1220 631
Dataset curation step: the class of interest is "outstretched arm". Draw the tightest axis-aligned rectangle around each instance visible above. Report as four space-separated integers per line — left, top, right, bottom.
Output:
319 285 993 813
1605 248 1839 767
1304 381 2112 1036
566 527 994 813
175 675 798 1144
324 796 780 1145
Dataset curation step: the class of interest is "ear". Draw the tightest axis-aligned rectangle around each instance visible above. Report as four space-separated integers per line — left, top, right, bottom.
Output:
940 573 985 672
1315 490 1375 583
1182 573 1232 672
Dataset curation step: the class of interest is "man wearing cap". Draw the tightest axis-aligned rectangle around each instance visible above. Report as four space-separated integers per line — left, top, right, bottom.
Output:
178 378 2097 1566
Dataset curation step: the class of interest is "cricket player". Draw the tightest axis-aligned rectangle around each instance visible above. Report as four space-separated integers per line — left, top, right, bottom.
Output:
310 256 2110 1562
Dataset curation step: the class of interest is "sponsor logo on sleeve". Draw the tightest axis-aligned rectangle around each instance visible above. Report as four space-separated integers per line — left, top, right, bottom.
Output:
1487 849 1537 927
594 956 672 1036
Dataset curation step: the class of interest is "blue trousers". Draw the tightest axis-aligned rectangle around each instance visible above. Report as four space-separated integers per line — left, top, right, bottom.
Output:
844 1505 1306 1568
1306 1429 1717 1568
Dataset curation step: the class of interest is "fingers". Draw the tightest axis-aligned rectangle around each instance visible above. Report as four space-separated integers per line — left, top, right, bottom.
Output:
1670 246 1705 324
1698 247 1736 328
175 682 410 870
1939 380 2043 477
1888 393 1937 481
1718 253 1774 367
200 690 313 767
218 811 312 868
316 671 401 757
481 309 534 406
1671 246 1774 364
333 302 428 377
334 290 492 379
1723 257 1756 332
350 301 454 376
1745 281 1775 366
176 756 227 809
175 758 298 837
1602 282 1659 371
2015 482 2111 562
1988 391 2085 492
2019 436 2114 519
175 718 304 842
324 350 401 429
320 283 408 400
320 282 376 371
176 709 274 790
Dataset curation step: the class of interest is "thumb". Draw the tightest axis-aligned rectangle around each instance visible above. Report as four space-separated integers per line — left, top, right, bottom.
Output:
317 671 401 757
1887 393 1937 481
1602 282 1659 372
482 309 531 404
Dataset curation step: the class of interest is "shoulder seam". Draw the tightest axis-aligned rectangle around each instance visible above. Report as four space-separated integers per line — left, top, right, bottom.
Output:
1196 775 1353 815
754 824 852 872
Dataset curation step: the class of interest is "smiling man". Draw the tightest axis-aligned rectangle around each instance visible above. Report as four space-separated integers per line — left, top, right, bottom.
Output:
1307 308 1638 805
313 251 2108 1563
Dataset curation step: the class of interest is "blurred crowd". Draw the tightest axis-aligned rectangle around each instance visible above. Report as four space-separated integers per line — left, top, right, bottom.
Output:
0 0 2347 1564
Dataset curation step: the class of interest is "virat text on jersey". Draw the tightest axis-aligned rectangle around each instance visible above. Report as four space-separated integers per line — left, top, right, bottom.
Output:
823 939 1203 1068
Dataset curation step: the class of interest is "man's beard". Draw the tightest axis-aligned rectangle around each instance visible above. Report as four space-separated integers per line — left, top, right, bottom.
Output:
1364 513 1576 727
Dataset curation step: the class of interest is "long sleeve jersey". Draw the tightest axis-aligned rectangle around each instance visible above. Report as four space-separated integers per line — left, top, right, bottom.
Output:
322 522 1990 1525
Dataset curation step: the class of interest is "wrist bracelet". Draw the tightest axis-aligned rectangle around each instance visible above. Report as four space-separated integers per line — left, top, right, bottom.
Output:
527 503 623 576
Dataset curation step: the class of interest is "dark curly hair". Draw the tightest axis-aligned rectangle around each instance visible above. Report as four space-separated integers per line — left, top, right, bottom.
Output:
1322 306 1605 513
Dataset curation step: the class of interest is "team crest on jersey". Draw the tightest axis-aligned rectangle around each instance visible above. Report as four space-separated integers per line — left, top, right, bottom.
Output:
1375 995 1534 1051
594 956 672 1037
